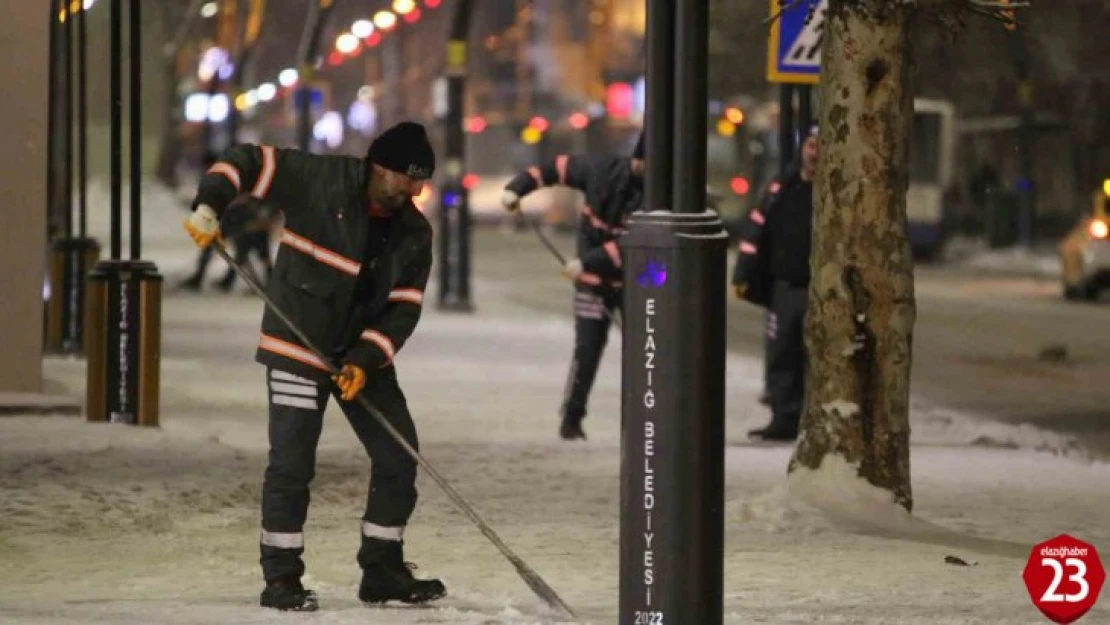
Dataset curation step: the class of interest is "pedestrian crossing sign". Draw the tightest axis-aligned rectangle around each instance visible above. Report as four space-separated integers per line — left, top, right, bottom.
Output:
766 0 827 84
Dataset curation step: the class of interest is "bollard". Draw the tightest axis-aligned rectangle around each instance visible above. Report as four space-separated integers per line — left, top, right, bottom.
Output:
436 181 474 312
619 210 728 625
44 237 101 354
85 260 162 426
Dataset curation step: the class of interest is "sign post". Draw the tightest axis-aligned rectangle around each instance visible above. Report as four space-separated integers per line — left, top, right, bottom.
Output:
619 0 728 623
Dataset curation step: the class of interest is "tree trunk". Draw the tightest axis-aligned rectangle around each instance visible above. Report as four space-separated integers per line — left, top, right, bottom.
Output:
788 0 917 512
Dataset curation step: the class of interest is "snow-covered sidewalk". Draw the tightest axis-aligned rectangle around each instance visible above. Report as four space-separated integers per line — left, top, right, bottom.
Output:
1 183 1107 624
941 235 1062 280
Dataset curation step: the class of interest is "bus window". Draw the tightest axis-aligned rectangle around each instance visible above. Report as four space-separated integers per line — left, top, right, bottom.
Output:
910 112 942 185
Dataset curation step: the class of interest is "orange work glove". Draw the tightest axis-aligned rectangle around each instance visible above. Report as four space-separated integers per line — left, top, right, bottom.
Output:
333 364 367 401
184 204 222 248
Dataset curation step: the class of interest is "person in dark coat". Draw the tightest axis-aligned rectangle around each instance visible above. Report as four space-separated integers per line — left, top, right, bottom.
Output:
501 135 644 440
732 125 819 441
185 122 445 611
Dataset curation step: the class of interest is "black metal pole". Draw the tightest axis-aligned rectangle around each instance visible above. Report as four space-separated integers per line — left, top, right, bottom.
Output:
227 52 248 144
110 0 122 260
779 84 795 175
798 84 812 136
437 0 474 312
620 0 726 622
78 0 89 238
644 0 675 213
674 0 708 215
130 0 141 260
201 72 220 156
64 2 74 240
296 0 336 152
47 0 59 241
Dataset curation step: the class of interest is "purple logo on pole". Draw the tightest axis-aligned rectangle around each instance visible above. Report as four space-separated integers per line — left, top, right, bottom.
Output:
637 260 667 288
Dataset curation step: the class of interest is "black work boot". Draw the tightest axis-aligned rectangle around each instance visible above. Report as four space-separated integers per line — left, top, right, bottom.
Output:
747 415 799 442
358 537 446 605
560 417 586 440
260 577 318 611
559 411 587 441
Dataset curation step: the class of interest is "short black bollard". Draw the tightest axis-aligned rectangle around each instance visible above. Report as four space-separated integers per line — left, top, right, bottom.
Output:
85 260 162 426
44 236 101 354
619 211 728 625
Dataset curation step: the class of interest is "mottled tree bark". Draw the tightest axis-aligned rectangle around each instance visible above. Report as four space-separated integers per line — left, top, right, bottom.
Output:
788 0 917 512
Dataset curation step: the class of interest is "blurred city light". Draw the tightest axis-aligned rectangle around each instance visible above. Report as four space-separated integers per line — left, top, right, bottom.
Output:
351 19 374 39
314 111 344 149
200 2 217 18
465 117 487 133
208 94 229 123
257 83 277 102
607 82 633 119
278 68 299 87
336 33 360 54
393 0 416 14
528 116 549 133
374 11 397 30
197 46 229 82
521 126 542 145
717 119 736 137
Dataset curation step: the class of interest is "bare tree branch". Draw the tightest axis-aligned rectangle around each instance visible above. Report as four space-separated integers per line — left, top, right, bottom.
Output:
764 0 807 25
913 0 1031 29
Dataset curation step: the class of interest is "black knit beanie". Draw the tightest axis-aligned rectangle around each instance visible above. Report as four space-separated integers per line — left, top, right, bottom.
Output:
366 121 435 180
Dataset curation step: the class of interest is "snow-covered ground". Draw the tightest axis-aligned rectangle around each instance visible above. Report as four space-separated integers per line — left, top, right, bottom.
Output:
941 235 1062 279
2 183 1107 624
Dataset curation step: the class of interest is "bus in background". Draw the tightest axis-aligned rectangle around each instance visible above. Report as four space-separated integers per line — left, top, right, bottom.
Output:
908 98 957 259
708 97 957 258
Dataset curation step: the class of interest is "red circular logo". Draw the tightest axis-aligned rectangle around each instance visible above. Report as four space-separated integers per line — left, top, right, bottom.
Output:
1022 534 1105 623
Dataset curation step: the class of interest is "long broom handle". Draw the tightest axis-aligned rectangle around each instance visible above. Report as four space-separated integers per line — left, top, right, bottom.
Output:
516 210 622 330
211 243 577 620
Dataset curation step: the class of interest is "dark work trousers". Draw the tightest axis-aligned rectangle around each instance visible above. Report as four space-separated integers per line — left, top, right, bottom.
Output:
766 281 808 431
259 366 419 583
560 286 622 423
763 310 773 397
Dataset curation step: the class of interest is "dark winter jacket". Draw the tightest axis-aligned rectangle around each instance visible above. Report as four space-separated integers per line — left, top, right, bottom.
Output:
731 165 813 307
505 154 643 292
193 143 432 383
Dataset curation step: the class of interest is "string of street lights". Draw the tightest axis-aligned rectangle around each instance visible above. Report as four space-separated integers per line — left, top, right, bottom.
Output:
188 0 747 148
223 0 444 115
